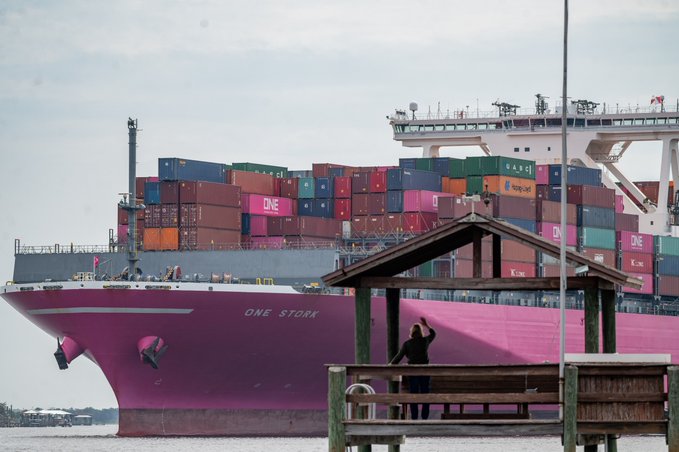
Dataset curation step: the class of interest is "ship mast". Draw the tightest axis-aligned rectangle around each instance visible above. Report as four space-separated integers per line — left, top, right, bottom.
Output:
125 118 141 279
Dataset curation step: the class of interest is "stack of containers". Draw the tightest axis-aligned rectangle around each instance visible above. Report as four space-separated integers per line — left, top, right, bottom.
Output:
655 236 679 297
242 194 293 249
618 231 655 295
333 175 352 221
568 184 617 267
614 194 639 233
536 198 578 277
232 162 287 178
117 176 154 248
385 168 442 236
265 216 342 249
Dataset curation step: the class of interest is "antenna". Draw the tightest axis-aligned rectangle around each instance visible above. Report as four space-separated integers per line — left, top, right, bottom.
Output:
409 102 418 120
535 94 550 114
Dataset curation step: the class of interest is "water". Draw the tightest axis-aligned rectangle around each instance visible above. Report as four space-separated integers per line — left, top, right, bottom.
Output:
0 425 670 451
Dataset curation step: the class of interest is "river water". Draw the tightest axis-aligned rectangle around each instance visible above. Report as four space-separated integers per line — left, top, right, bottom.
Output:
0 425 670 451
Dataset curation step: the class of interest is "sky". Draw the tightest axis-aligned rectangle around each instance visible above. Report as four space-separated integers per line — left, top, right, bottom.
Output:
0 0 677 410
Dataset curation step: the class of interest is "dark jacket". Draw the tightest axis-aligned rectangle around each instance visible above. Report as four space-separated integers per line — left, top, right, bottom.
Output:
390 328 436 364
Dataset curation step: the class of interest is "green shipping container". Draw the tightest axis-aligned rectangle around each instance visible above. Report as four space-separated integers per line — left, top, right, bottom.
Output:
466 175 484 195
418 261 434 277
415 158 434 172
298 177 315 198
232 162 288 178
579 227 616 250
464 156 535 180
655 235 679 256
449 158 465 178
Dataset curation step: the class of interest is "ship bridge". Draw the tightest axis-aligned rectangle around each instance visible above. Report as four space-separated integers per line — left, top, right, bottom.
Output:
388 100 679 235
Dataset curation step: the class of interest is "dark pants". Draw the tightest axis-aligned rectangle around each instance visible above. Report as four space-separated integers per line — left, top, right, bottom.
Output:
408 375 431 420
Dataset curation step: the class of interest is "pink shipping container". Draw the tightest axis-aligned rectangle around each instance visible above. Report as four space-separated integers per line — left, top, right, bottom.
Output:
352 172 371 194
180 204 241 230
279 178 299 199
615 213 639 232
537 222 577 246
615 195 625 213
179 181 241 206
179 227 241 250
118 224 128 244
160 181 180 204
542 264 576 277
567 185 615 209
161 204 179 228
502 261 536 278
619 251 654 274
623 272 654 295
580 247 616 267
404 190 453 213
438 195 494 219
536 200 577 224
368 193 386 215
249 215 269 237
403 212 438 233
241 194 294 217
536 165 550 185
370 171 387 193
334 176 352 198
454 259 493 278
334 199 351 220
352 194 370 216
658 275 679 297
617 231 654 254
227 170 275 196
248 236 285 250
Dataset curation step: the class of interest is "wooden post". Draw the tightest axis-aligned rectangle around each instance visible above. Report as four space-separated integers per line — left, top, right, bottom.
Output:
601 289 617 452
473 229 482 278
584 288 599 353
328 366 346 452
669 366 679 452
563 365 578 452
386 288 400 452
355 287 371 365
492 233 501 278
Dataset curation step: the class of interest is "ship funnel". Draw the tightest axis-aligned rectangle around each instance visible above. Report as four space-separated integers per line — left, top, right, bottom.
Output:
137 336 168 370
54 337 85 370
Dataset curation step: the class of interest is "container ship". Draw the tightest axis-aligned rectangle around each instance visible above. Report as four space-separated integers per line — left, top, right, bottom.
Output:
3 96 679 436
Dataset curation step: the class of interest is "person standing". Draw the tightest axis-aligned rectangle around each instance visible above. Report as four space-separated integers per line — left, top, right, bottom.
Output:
390 317 436 420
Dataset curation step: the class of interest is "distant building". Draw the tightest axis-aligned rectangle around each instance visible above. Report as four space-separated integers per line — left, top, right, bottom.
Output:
21 409 73 427
73 414 93 426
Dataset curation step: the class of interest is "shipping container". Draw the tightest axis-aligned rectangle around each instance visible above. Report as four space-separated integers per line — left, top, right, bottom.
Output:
548 164 602 186
278 216 342 238
415 158 434 172
503 217 537 234
314 177 334 198
387 191 404 213
403 190 452 213
312 199 334 218
615 195 625 213
352 194 370 216
328 167 346 178
289 170 312 178
580 226 616 250
143 228 161 250
180 227 241 250
539 246 577 266
402 212 438 233
266 217 284 236
312 163 349 178
491 195 537 220
536 185 562 202
432 157 451 177
232 162 288 178
350 215 384 236
454 259 493 278
655 235 679 256
369 171 387 193
536 199 577 224
619 251 654 274
623 272 653 295
398 158 417 170
455 238 494 261
160 203 179 228
536 165 549 185
180 204 241 230
246 215 269 237
502 239 537 263
334 176 352 198
577 205 616 229
567 185 616 209
144 181 161 205
615 213 639 232
117 205 143 225
160 227 179 250
537 222 577 246
352 172 371 194
483 176 536 199
179 181 241 206
542 264 576 278
629 181 674 207
241 194 294 217
136 176 158 200
334 198 351 220
617 231 654 254
657 275 679 297
278 178 300 199
444 178 467 195
438 195 494 219
387 168 442 192
227 170 275 196
579 247 616 267
368 193 386 215
466 175 484 194
297 199 315 216
144 205 162 228
449 159 465 178
464 156 535 179
384 213 404 233
657 254 679 276
159 181 180 204
159 158 228 183
417 261 435 277
502 261 537 278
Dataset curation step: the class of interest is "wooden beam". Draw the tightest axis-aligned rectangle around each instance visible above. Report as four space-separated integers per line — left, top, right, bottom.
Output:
584 288 599 354
347 393 559 404
344 419 563 437
355 288 371 365
563 365 578 452
473 229 482 278
669 366 679 452
492 234 502 278
328 366 347 452
385 287 401 437
355 276 611 291
601 289 617 353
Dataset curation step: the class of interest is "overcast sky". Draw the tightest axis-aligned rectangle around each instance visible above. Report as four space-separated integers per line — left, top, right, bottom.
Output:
1 1 677 410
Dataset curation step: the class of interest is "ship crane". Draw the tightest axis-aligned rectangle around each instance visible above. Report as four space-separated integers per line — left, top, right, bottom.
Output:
492 100 520 117
572 99 599 115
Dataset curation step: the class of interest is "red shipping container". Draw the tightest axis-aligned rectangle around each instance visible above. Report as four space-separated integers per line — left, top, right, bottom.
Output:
351 216 369 236
404 190 453 213
615 195 624 213
536 200 577 224
623 272 654 294
491 195 537 220
279 178 300 199
567 185 615 209
266 217 285 236
369 171 387 193
617 231 654 254
161 204 179 228
368 193 386 215
227 169 275 196
179 181 241 206
352 172 371 193
384 213 404 233
249 215 269 237
619 251 654 274
334 198 351 220
279 216 341 238
615 213 639 232
438 195 493 219
502 261 536 278
241 194 294 217
144 205 162 228
634 181 674 207
455 240 494 261
160 181 180 204
537 222 577 246
180 204 241 230
118 206 129 225
403 212 438 233
502 239 536 263
542 264 576 277
273 178 281 197
658 275 679 297
312 163 348 178
179 227 241 250
454 259 493 278
136 176 158 200
249 236 286 249
580 247 616 267
352 194 370 216
334 176 352 198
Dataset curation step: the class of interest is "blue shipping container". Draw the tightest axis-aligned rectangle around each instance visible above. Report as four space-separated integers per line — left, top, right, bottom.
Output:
328 167 345 178
548 165 602 186
314 177 334 198
387 168 442 192
432 157 451 176
144 182 161 205
298 199 314 216
312 199 334 218
399 158 418 169
658 254 679 276
387 191 404 212
577 206 616 229
289 170 313 178
503 217 537 233
241 213 251 234
158 158 227 183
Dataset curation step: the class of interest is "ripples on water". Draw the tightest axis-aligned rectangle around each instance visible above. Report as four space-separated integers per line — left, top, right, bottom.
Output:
0 425 670 451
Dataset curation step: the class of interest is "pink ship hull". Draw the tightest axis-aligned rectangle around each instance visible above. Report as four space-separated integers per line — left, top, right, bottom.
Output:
2 282 678 436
